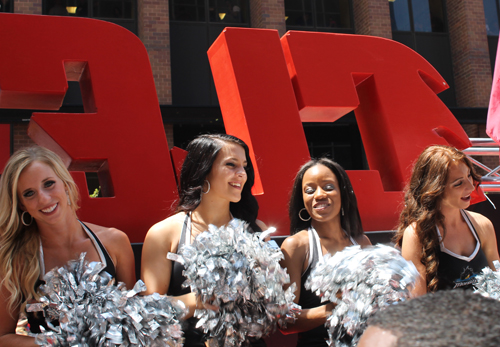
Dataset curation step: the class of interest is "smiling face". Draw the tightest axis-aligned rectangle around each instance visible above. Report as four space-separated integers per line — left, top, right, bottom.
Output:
17 160 71 226
302 164 342 223
440 160 475 211
204 142 248 203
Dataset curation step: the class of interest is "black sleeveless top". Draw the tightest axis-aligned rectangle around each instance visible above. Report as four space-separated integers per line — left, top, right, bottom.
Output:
297 228 357 347
27 221 116 333
436 210 489 291
168 213 206 347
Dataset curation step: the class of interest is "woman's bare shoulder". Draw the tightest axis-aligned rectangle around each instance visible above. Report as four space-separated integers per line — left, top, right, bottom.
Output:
356 234 372 246
281 230 309 252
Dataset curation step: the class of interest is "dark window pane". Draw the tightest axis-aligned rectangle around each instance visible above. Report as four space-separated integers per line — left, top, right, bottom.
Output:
389 0 411 31
0 0 12 12
428 0 445 32
93 0 133 18
46 0 69 15
171 0 204 21
484 0 500 35
412 0 432 32
210 0 246 23
286 0 304 11
317 0 351 28
315 0 325 27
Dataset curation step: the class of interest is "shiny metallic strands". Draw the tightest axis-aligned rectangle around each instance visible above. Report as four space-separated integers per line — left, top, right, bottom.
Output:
28 252 187 347
173 219 301 347
473 261 500 300
305 244 418 347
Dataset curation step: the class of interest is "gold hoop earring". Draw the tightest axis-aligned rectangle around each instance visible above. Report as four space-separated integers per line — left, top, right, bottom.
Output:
21 211 33 227
299 208 311 222
202 180 211 194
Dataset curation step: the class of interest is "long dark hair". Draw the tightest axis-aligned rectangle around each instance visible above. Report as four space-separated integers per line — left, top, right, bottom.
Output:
288 158 363 238
176 134 261 232
394 145 481 292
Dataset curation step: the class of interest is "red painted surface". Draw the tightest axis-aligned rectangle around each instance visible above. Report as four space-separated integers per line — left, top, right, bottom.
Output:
208 28 310 232
0 16 477 238
209 28 473 232
0 14 177 243
0 125 10 174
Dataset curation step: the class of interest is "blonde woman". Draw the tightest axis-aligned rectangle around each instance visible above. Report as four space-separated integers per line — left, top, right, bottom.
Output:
0 146 135 346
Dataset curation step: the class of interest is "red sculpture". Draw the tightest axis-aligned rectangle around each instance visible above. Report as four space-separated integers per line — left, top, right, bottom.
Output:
0 14 177 243
0 15 474 238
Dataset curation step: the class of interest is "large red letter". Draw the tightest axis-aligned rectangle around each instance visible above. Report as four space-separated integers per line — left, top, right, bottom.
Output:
209 28 471 232
208 28 310 233
0 14 177 242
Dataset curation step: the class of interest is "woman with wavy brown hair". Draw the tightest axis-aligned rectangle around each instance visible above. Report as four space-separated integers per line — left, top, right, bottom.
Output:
394 145 499 295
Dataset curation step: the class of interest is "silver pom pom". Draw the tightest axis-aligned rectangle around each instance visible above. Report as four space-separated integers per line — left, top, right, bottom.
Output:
305 244 418 347
474 260 500 300
27 252 187 346
174 219 300 347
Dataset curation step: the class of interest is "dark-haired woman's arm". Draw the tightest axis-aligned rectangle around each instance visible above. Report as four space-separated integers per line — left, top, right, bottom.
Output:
141 214 205 319
400 225 427 297
279 233 334 334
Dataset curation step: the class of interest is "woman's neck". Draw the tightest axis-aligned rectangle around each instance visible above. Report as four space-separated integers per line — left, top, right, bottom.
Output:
192 198 232 230
439 205 464 230
311 217 344 240
37 214 83 248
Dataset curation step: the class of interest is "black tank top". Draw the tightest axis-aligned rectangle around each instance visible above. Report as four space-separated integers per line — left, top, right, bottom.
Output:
297 227 357 347
436 210 489 291
27 221 116 333
168 213 206 346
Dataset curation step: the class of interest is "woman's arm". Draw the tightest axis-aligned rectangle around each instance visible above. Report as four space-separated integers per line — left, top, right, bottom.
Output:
141 218 177 295
279 233 334 335
0 284 37 347
468 212 500 269
400 225 427 297
140 215 203 319
101 227 136 289
89 223 136 289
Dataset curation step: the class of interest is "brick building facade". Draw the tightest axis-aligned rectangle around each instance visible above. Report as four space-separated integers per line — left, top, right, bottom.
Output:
2 0 498 169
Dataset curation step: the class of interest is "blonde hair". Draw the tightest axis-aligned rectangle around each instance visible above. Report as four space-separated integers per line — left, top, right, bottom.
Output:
0 147 80 314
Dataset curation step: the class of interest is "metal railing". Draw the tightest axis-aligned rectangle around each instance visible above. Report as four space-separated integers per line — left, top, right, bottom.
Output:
463 138 500 192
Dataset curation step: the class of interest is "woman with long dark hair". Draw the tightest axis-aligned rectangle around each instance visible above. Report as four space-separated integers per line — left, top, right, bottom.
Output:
280 158 370 347
0 146 136 347
141 134 266 346
394 145 499 295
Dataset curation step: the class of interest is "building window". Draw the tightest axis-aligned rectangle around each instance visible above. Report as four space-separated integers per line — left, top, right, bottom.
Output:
169 0 250 106
285 0 353 32
484 0 500 72
170 0 249 24
484 0 499 35
390 0 446 33
43 0 137 33
390 0 455 106
0 0 13 12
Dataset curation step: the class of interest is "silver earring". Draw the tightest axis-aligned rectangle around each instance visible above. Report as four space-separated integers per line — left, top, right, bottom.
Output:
21 211 33 227
299 208 311 222
202 180 211 194
342 207 344 217
66 191 71 206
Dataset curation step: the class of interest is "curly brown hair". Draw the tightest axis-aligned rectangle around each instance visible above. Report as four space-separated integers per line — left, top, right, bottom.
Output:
393 145 481 292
